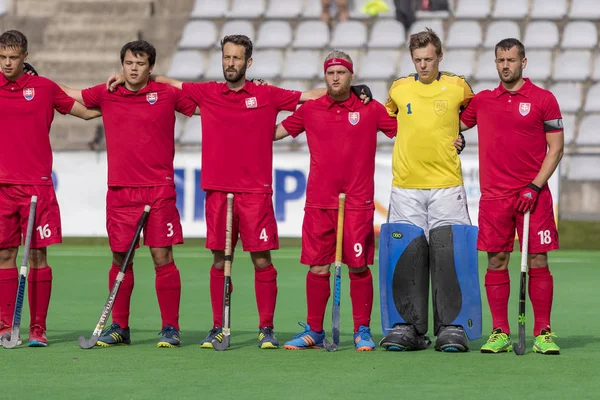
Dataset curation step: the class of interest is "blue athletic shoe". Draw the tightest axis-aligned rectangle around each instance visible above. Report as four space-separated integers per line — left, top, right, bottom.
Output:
258 327 279 349
157 325 180 348
354 326 376 351
200 326 222 349
96 323 131 347
284 322 325 350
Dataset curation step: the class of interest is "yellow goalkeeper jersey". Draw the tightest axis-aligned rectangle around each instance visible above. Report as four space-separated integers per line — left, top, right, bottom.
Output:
386 72 473 189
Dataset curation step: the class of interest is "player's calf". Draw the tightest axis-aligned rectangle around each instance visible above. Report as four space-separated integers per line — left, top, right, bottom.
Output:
284 322 324 350
96 323 131 347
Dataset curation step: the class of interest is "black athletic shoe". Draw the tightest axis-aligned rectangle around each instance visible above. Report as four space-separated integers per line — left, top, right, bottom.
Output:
379 324 431 351
435 325 469 352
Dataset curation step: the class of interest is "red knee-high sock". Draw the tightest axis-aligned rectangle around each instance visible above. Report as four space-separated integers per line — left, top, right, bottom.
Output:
528 266 553 336
485 269 511 334
155 261 181 330
255 264 278 328
349 268 373 332
109 263 134 329
28 266 53 330
210 265 227 328
0 268 18 327
306 271 330 333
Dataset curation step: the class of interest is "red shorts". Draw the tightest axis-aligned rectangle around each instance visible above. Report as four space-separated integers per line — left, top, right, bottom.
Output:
106 186 183 252
478 187 559 253
301 207 375 268
205 191 278 252
0 184 62 249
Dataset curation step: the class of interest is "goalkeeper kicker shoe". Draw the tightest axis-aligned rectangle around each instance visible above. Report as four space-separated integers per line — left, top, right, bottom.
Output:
200 326 223 349
96 323 131 347
258 327 279 349
379 324 431 351
533 329 560 355
28 325 48 347
435 325 469 352
354 325 376 351
284 322 325 350
480 328 512 353
157 325 180 348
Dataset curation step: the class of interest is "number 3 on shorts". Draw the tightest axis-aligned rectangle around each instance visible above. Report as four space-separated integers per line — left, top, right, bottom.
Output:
259 228 269 242
166 223 174 237
537 230 551 245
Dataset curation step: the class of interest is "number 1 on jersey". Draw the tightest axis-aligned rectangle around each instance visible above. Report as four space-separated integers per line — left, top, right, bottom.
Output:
407 103 412 114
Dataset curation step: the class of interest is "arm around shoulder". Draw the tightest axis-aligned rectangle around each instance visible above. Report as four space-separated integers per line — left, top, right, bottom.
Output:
69 101 102 120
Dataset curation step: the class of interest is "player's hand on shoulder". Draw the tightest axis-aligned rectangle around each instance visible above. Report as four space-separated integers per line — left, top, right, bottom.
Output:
454 132 466 154
516 183 541 213
351 84 372 104
252 78 269 86
106 73 125 92
24 62 38 76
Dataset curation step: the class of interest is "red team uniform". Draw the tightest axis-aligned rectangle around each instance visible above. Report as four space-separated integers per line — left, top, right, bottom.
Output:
0 73 75 333
82 80 196 330
181 80 301 329
461 78 563 336
281 94 396 334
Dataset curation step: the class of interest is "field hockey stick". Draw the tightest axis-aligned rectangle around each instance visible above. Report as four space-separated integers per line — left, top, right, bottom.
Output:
1 196 37 349
324 193 346 352
514 210 531 356
213 193 234 351
77 205 150 349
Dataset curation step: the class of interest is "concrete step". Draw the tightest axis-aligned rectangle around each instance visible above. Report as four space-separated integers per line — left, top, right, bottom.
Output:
13 0 60 17
43 28 140 51
56 0 153 17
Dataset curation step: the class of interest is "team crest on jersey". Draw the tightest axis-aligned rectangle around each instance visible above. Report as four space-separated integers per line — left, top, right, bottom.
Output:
348 112 360 125
434 100 448 116
519 102 531 116
146 92 158 104
245 97 257 108
23 88 35 101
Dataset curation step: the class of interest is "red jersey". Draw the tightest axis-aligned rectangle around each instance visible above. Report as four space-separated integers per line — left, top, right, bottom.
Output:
82 80 196 187
182 81 301 193
460 79 563 199
282 95 397 210
0 73 75 185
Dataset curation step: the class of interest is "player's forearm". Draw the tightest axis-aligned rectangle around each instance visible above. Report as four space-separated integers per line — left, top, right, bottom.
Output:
532 146 563 188
459 121 471 131
154 75 183 90
59 84 84 103
274 124 290 141
300 88 326 103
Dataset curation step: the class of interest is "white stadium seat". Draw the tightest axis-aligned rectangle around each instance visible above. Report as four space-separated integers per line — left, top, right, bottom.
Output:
549 83 582 114
492 0 528 19
247 50 283 80
278 80 311 92
302 0 322 19
398 52 416 77
446 21 482 49
567 156 599 181
530 0 567 19
454 0 491 19
523 21 559 49
523 51 553 81
204 51 224 81
219 20 255 44
561 114 576 146
484 21 520 49
593 54 600 81
358 50 401 80
474 50 498 81
293 21 330 49
584 83 600 113
179 116 202 146
178 21 217 50
255 21 293 49
561 22 598 49
575 115 600 146
368 19 405 49
190 0 227 18
553 51 592 81
330 21 368 49
409 20 445 42
167 51 206 80
569 0 600 20
227 0 265 19
282 50 321 80
265 0 302 19
441 50 476 80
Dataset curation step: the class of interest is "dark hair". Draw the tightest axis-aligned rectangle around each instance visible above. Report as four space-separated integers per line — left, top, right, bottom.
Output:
495 38 526 59
120 40 156 66
409 28 442 56
0 30 28 53
221 34 253 60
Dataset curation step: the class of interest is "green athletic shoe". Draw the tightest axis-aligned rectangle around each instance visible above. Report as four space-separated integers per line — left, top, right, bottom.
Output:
533 329 560 355
480 328 512 353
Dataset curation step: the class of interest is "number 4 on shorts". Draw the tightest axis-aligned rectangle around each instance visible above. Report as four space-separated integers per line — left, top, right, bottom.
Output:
259 228 268 242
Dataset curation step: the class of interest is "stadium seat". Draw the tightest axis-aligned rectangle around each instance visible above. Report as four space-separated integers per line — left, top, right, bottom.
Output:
561 114 576 145
360 80 390 104
279 80 311 92
575 115 600 146
351 0 396 19
398 52 416 77
523 21 559 49
190 0 227 18
567 156 599 180
569 0 600 20
530 0 567 19
178 21 217 50
220 20 255 44
204 51 224 81
255 21 292 49
368 19 405 49
283 50 321 80
264 0 302 19
474 50 498 81
561 22 598 49
446 21 482 49
358 50 401 80
553 51 592 81
302 0 322 19
179 116 202 146
593 54 600 81
584 83 600 113
227 0 265 19
441 50 476 80
471 81 497 94
409 20 445 41
293 20 330 49
484 21 520 49
247 50 283 80
0 0 7 16
523 51 553 81
167 51 206 80
492 0 528 19
330 21 368 49
549 83 582 114
454 0 491 19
